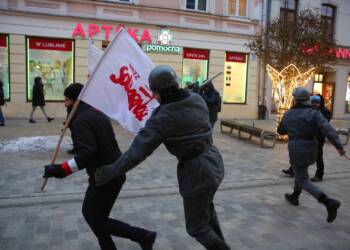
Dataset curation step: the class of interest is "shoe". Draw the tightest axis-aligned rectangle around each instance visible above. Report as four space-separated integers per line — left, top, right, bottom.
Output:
282 168 294 177
285 193 299 206
0 124 4 126
47 117 54 122
140 231 156 250
311 176 323 182
29 119 36 123
318 193 341 223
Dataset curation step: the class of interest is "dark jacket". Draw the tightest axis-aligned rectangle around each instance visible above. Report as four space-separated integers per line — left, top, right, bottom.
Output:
278 104 343 166
107 92 224 196
0 82 4 106
200 81 221 124
71 102 122 182
317 95 331 143
32 78 45 107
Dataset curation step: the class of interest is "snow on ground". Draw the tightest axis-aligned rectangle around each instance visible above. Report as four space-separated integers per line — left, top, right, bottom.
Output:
0 136 72 152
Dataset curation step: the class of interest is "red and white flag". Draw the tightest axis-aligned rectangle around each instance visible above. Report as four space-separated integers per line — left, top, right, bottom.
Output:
80 29 159 134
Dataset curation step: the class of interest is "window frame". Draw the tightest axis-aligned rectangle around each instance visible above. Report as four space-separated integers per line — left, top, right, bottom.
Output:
279 0 298 23
25 36 75 103
222 52 249 105
321 3 336 41
0 34 10 102
227 0 248 18
185 0 209 13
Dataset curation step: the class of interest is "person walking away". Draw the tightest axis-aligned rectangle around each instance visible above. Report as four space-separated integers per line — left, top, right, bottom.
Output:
278 87 346 223
43 83 156 250
200 81 222 128
0 80 6 126
94 65 230 250
29 76 54 123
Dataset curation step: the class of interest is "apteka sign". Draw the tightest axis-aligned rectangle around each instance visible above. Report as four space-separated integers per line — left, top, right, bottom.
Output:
72 22 153 43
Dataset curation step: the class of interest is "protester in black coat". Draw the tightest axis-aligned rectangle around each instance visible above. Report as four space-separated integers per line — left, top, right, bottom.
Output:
0 80 5 126
43 83 156 250
29 77 54 123
200 81 221 128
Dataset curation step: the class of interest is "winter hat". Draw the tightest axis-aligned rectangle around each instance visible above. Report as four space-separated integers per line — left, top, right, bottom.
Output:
310 95 321 103
64 83 84 101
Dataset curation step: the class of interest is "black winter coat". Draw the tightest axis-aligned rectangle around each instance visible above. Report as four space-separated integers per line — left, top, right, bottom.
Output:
0 84 4 106
71 102 122 183
32 82 45 107
200 82 221 124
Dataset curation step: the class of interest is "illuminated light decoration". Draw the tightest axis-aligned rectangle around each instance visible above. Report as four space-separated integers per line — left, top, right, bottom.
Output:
266 64 316 141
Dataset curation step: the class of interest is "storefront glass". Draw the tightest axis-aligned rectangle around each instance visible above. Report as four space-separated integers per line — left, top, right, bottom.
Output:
181 48 209 88
26 37 74 101
0 34 10 100
345 74 350 113
223 52 247 103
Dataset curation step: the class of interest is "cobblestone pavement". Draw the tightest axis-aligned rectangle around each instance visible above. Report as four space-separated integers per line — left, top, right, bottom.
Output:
0 118 349 249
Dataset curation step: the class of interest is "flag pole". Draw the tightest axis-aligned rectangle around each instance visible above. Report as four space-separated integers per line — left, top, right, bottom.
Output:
39 29 125 192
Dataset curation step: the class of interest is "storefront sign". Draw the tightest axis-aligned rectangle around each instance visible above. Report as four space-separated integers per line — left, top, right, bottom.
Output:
226 52 246 63
158 29 173 46
0 35 7 47
143 44 182 54
335 48 350 60
29 37 72 51
183 48 209 60
72 22 152 43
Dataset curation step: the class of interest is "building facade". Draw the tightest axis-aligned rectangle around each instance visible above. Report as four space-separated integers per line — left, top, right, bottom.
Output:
0 0 263 119
264 0 350 119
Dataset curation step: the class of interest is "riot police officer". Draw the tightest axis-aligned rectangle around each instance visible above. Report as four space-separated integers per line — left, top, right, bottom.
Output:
95 65 230 250
277 87 346 223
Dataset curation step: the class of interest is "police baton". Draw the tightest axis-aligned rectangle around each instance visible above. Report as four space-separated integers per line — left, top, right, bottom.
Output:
201 72 223 86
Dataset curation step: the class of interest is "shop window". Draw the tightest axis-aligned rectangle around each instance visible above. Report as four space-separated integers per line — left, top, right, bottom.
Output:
182 48 209 88
321 4 336 41
345 74 350 113
228 0 247 17
223 52 247 104
0 34 10 101
186 0 207 12
280 0 298 23
26 37 74 101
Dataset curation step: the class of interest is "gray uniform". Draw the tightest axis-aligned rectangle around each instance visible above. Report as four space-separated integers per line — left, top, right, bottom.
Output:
107 93 228 249
278 106 343 198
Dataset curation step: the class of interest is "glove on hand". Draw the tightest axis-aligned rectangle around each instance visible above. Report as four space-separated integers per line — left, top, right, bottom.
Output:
94 163 118 187
43 161 76 179
43 164 66 178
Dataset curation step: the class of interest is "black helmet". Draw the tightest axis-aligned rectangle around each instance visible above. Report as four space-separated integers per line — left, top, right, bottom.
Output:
292 87 310 102
64 83 84 101
148 65 179 92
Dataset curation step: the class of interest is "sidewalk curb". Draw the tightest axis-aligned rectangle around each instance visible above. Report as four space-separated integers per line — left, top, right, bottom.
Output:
1 172 349 208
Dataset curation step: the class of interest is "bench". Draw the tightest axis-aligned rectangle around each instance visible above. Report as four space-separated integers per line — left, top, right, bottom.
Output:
220 120 277 148
336 128 350 145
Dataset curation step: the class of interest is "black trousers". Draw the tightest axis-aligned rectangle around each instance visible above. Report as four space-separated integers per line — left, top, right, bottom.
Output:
183 189 230 250
315 140 325 178
82 175 150 250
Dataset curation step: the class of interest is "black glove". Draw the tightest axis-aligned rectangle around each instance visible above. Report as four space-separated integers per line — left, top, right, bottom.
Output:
43 164 66 178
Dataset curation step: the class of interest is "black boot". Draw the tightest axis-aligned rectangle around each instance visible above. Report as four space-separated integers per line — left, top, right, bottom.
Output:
139 231 156 250
284 190 301 206
208 240 231 250
282 167 294 177
47 117 54 122
310 175 323 182
318 193 341 223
